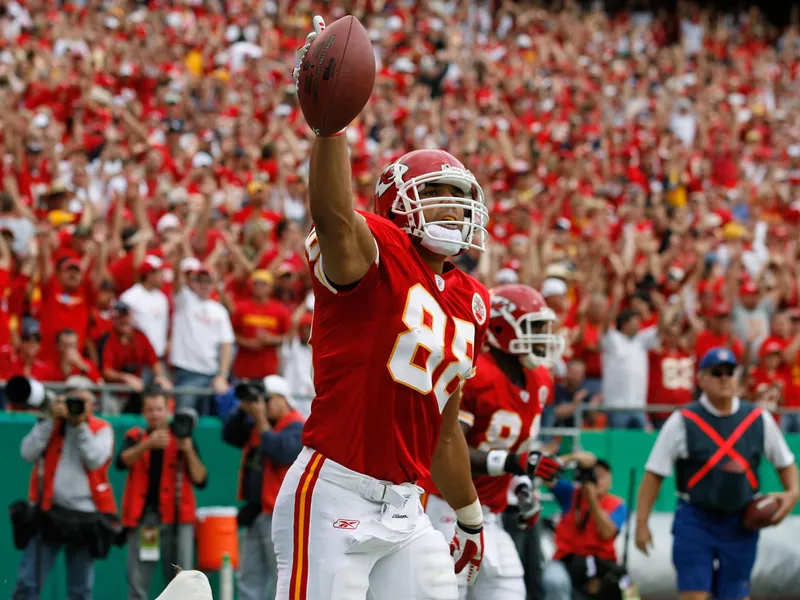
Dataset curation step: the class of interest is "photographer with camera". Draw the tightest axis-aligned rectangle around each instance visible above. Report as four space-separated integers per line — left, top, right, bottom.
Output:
116 387 208 600
542 452 629 600
11 375 117 600
222 375 304 600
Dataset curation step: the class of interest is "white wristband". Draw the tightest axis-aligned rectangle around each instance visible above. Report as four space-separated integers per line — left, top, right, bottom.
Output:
455 499 483 527
486 450 508 477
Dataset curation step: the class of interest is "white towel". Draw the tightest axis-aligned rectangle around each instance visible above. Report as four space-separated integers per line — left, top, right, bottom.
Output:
155 570 213 600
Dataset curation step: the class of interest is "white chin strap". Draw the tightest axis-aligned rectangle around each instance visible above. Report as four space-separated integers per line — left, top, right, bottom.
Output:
421 224 465 257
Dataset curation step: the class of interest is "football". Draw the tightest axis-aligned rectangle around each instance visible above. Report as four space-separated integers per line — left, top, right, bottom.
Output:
742 495 779 530
296 16 376 137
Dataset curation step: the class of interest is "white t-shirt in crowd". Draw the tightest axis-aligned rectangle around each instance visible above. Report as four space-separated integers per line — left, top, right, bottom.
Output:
601 326 660 409
170 287 235 375
280 337 314 417
645 394 795 478
120 283 170 357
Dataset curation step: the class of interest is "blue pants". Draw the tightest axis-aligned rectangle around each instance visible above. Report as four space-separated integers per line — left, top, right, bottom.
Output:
173 367 215 415
780 413 800 434
12 537 94 600
672 501 758 600
606 410 647 430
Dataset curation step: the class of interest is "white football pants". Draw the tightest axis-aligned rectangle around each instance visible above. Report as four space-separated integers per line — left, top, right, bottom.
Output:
424 493 526 600
272 447 459 600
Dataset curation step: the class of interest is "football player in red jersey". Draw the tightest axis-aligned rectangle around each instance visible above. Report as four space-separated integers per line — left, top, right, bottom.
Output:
421 284 565 599
272 17 492 600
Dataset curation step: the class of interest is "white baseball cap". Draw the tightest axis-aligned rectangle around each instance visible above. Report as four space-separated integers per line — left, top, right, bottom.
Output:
541 278 568 299
263 375 294 406
156 213 181 234
180 257 202 273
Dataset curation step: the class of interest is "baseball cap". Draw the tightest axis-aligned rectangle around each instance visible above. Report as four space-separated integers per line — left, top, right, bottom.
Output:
180 257 202 273
740 281 758 296
711 301 731 317
140 255 164 275
699 347 738 371
275 262 297 276
61 257 82 271
495 268 519 284
191 152 213 169
112 300 131 315
541 278 568 299
759 340 783 359
65 375 96 399
263 375 293 405
21 320 41 341
250 269 273 285
156 213 181 234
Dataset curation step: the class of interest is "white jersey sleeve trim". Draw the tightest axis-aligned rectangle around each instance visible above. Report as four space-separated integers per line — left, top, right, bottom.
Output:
305 225 380 295
458 410 475 428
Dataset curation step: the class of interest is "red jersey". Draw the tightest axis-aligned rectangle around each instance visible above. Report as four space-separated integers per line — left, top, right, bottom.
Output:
647 347 694 420
459 353 552 513
301 211 490 484
694 330 744 367
0 345 50 381
231 298 291 379
39 278 93 361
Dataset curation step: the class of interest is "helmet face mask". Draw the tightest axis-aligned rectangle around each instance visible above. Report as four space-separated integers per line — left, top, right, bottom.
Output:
508 310 567 368
487 285 566 369
374 150 489 255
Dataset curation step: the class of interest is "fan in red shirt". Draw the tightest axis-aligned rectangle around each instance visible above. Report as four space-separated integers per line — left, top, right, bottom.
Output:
232 178 282 234
747 340 791 425
99 301 170 413
566 293 607 393
647 317 695 427
38 329 102 383
231 270 291 379
37 253 95 362
0 323 49 382
694 301 744 366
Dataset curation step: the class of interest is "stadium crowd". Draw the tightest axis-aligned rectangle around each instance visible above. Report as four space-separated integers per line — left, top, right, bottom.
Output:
1 0 800 432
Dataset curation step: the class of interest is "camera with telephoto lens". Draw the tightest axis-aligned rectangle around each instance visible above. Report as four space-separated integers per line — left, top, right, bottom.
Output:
170 408 198 439
65 396 86 417
5 376 55 410
234 380 267 403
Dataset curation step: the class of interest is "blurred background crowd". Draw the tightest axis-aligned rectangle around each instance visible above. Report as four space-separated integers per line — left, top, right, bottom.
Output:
2 0 800 432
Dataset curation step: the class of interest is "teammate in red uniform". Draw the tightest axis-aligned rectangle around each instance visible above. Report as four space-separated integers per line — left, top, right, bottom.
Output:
422 284 565 599
272 17 492 600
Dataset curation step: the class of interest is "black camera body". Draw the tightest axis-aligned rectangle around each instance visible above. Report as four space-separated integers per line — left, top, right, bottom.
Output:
234 381 267 403
65 396 86 417
574 466 598 485
170 413 194 439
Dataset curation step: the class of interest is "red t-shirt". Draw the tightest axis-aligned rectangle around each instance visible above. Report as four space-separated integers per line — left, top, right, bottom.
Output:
0 268 11 348
569 321 603 378
694 330 744 367
100 329 158 376
88 308 113 344
39 278 93 361
421 352 552 513
0 345 50 380
231 298 291 379
301 211 490 483
647 347 695 420
38 358 102 383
